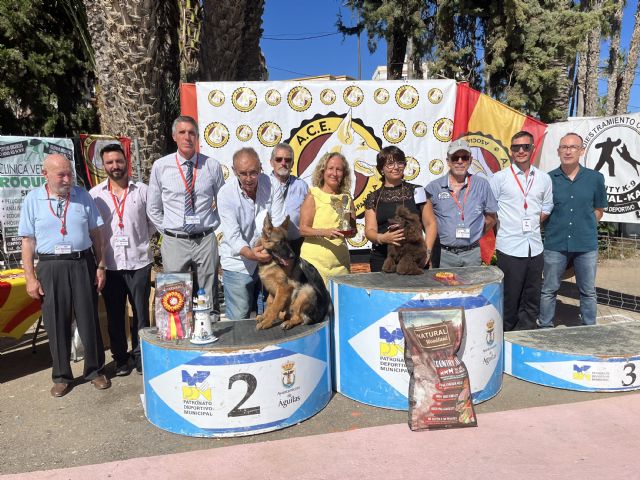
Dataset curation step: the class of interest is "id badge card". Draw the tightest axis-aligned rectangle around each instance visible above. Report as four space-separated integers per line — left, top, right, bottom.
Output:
114 235 129 247
185 215 201 225
455 225 471 239
522 218 533 232
54 242 72 255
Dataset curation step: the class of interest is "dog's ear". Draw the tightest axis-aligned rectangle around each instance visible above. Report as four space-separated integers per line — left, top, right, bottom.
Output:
263 213 273 234
278 215 290 232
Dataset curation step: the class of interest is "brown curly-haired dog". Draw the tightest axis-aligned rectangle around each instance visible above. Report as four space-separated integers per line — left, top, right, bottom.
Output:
382 206 426 275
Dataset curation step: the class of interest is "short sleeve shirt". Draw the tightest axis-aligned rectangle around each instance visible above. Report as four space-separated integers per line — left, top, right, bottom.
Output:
544 165 607 252
424 173 498 247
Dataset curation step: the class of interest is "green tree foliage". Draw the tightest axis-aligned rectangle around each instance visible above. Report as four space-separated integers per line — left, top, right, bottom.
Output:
0 0 96 136
341 0 598 123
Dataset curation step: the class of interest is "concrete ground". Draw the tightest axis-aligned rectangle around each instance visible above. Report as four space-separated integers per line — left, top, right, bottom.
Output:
1 258 638 477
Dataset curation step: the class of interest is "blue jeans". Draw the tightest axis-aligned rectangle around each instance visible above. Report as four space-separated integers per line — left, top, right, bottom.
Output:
539 250 598 327
222 269 260 320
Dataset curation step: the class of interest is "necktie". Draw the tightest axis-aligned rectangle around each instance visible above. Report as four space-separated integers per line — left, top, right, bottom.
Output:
184 161 196 233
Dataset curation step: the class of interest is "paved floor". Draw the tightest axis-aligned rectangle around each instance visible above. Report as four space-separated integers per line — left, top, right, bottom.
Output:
3 393 639 479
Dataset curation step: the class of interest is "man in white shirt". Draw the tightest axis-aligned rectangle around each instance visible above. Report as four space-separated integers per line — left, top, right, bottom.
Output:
218 147 286 320
490 131 553 331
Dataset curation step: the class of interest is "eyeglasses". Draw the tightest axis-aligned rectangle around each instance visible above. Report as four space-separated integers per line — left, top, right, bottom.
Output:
449 154 471 162
235 170 260 179
384 160 406 168
510 144 533 152
274 156 293 164
558 145 582 152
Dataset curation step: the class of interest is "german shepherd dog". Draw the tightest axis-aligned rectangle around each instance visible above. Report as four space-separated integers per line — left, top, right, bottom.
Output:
255 214 332 330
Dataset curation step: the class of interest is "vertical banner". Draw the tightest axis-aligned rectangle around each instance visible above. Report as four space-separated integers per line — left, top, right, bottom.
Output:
0 136 74 254
196 80 457 249
79 134 132 187
452 83 548 262
538 114 640 224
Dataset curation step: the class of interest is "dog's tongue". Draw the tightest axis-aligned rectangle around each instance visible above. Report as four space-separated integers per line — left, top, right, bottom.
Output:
277 257 291 268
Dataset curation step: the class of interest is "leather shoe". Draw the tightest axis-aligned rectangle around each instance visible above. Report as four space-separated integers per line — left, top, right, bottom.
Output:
90 374 111 390
50 383 70 398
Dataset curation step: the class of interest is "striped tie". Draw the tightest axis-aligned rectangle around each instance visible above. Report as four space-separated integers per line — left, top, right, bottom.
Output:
184 161 196 233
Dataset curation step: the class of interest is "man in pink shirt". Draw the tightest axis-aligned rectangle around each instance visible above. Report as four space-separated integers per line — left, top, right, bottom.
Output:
90 144 155 375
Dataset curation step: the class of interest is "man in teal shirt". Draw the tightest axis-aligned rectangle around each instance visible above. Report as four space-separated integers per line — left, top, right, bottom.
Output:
539 133 608 327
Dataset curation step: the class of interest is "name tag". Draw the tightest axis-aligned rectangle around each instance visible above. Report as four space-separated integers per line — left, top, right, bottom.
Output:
522 218 533 232
185 215 201 225
114 235 129 247
455 227 471 239
54 242 72 255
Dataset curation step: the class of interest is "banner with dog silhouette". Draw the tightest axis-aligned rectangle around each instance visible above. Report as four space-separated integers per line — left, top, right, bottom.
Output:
538 113 640 224
195 80 457 249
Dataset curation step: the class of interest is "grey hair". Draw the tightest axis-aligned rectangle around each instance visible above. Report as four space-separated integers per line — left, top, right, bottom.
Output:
232 147 261 168
171 115 199 136
270 143 294 162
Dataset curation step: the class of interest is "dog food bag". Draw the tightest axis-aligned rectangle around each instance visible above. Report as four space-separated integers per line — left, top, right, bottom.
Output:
399 307 477 431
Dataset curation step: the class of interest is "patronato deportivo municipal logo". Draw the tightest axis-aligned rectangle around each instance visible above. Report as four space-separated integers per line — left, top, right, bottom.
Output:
572 364 591 381
379 326 404 357
287 110 382 216
584 116 640 217
181 370 212 401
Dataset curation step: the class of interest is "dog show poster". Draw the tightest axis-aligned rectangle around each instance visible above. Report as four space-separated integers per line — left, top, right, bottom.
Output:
538 113 640 224
195 80 456 249
0 136 74 254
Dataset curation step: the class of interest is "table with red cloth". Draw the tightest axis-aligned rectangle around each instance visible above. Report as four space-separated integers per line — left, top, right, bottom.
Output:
0 269 42 339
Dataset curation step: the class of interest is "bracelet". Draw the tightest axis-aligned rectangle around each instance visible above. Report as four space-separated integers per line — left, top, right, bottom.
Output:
97 265 107 271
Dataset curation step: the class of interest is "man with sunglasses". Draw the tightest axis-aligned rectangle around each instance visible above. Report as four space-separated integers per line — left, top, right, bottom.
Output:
269 143 309 256
490 131 553 331
424 138 497 268
538 133 607 328
218 147 286 320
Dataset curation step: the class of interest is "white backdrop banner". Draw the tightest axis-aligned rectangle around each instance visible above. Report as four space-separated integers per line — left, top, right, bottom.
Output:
196 80 457 248
538 113 640 223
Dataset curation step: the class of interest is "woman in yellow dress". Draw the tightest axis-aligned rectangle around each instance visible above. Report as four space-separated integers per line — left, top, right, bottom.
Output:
299 152 356 285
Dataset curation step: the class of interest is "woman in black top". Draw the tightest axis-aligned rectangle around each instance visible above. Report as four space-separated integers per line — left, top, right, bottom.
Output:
364 146 437 272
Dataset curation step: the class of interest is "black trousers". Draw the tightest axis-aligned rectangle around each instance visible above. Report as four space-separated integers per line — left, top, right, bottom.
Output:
102 264 152 366
497 249 544 331
37 255 105 384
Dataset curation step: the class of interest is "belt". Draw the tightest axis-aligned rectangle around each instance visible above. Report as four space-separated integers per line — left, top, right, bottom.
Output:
163 228 214 240
441 241 479 254
38 249 92 261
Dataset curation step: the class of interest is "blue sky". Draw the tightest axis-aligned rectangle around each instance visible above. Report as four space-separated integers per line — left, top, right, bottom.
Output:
261 0 640 115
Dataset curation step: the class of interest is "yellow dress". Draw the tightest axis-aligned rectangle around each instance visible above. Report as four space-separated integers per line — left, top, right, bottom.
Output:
300 187 352 285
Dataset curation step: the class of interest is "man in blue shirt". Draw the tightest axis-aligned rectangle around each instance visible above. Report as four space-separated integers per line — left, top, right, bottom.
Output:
539 133 608 327
490 131 553 330
19 154 110 397
269 143 309 256
218 147 286 320
424 139 497 268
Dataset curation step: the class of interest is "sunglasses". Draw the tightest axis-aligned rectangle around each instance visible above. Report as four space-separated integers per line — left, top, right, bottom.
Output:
274 156 293 164
449 154 471 162
510 144 533 152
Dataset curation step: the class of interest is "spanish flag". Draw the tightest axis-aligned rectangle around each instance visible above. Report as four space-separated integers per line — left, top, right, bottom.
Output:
453 83 547 263
0 270 41 339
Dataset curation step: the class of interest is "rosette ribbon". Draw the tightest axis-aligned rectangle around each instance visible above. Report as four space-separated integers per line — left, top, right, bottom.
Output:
161 290 185 339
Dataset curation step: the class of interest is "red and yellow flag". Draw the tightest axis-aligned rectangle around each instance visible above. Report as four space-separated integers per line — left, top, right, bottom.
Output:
453 83 547 263
0 269 41 339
